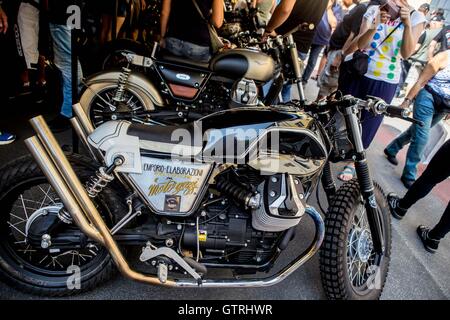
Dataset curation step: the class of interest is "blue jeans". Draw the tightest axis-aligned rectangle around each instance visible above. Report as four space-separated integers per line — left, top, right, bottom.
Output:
302 44 325 82
49 23 83 118
281 51 307 102
165 37 211 63
386 88 446 182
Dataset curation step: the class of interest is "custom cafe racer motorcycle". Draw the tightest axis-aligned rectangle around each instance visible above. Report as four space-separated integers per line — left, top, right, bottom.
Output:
0 95 422 299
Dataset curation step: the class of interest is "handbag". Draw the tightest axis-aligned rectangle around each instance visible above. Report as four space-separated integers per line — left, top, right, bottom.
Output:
343 21 404 77
191 0 224 53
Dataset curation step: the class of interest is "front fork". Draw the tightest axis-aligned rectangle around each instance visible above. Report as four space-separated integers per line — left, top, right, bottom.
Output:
286 35 306 104
340 106 385 256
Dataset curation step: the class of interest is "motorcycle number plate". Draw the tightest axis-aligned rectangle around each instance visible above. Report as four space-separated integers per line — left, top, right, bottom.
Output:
128 157 213 216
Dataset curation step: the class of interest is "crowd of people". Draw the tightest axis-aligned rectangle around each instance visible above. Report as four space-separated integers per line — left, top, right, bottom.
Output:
0 0 448 252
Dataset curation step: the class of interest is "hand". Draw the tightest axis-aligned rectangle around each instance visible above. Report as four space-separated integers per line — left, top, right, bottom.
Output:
0 8 8 34
159 37 166 48
368 6 390 30
141 0 147 11
262 30 276 42
400 98 412 109
399 5 412 27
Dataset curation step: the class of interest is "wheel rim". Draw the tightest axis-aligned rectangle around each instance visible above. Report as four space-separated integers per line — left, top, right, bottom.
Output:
346 201 382 293
0 179 106 278
89 86 147 127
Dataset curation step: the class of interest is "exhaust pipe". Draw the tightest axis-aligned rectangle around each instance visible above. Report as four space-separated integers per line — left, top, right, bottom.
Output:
69 117 100 162
73 103 95 135
28 116 175 287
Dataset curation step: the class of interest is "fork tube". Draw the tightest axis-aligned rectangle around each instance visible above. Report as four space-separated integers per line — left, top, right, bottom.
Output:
341 106 385 255
286 35 305 104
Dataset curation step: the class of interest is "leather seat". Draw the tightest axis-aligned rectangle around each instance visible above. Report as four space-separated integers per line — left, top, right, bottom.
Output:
157 51 210 70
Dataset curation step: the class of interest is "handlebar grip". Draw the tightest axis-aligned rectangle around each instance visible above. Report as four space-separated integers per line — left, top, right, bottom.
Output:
385 105 411 118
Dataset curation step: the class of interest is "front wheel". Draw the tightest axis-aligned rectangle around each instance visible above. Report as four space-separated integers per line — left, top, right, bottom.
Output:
319 180 391 300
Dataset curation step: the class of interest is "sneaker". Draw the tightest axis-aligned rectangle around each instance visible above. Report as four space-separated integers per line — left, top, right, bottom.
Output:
416 225 440 253
48 115 71 133
384 148 398 166
0 131 16 145
401 176 415 189
387 193 407 220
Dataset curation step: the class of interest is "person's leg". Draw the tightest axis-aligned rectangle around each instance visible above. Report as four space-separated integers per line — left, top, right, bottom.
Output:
314 52 328 81
402 89 436 183
385 124 413 157
388 140 450 222
429 203 450 241
49 23 82 119
302 44 323 83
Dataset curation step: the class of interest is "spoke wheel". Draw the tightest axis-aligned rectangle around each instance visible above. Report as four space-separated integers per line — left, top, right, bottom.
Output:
319 179 391 300
0 155 120 296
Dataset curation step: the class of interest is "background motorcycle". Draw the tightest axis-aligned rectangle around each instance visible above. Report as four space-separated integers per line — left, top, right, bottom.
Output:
0 95 422 299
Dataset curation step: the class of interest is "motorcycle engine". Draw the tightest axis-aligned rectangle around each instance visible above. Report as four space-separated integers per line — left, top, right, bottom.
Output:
146 167 306 270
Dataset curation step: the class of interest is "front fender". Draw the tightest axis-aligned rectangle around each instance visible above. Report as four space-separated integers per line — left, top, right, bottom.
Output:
84 71 165 108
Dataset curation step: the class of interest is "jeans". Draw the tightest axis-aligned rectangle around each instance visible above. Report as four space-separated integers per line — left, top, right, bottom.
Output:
49 23 83 118
386 89 446 182
302 44 325 83
165 37 211 63
399 140 450 240
281 51 307 102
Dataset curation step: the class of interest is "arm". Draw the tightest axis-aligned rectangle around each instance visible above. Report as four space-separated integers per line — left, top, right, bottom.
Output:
402 50 448 107
427 39 439 60
327 6 338 32
0 3 8 34
211 0 224 29
356 8 391 50
160 0 172 38
265 0 296 33
399 7 425 59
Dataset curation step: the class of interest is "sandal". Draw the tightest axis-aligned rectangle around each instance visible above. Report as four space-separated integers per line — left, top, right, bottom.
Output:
338 165 356 182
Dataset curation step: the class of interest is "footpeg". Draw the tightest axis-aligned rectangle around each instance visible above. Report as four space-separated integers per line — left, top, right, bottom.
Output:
157 263 168 283
140 243 202 284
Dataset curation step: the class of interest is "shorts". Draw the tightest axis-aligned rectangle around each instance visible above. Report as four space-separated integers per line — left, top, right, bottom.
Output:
17 2 40 69
317 49 341 97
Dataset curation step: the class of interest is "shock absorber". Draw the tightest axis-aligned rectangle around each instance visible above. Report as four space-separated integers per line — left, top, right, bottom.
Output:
112 67 132 106
86 156 124 198
216 178 260 209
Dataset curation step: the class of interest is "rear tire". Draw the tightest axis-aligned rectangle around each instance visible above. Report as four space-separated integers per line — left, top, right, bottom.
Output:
0 155 122 296
319 179 391 300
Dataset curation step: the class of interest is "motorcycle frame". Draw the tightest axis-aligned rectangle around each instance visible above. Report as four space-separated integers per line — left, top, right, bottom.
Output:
22 104 326 288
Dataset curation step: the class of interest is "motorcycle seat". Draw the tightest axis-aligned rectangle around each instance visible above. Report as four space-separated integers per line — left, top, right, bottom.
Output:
157 51 210 70
127 122 202 156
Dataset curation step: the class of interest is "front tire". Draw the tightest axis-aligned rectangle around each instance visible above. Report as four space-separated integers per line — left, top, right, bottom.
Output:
319 180 391 300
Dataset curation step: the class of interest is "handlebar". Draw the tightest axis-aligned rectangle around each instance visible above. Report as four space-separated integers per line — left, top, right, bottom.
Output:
315 95 425 127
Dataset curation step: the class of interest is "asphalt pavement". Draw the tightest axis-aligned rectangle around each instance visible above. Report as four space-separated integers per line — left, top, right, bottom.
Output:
0 81 448 300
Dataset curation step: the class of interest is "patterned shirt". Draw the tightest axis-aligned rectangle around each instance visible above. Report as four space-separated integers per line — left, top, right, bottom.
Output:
363 6 426 84
428 50 450 100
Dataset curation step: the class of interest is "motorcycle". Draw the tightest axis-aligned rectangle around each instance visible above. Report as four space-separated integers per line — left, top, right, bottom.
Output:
79 25 311 128
0 94 423 299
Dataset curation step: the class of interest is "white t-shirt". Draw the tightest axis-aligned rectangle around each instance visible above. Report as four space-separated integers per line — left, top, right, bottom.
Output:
363 6 426 84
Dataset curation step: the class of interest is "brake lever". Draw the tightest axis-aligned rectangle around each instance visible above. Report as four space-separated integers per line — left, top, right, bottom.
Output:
400 117 425 127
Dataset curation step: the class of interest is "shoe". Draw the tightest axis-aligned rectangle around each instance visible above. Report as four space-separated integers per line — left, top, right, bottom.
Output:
401 176 415 189
416 226 440 253
48 115 71 133
0 131 16 145
384 149 398 166
387 193 407 220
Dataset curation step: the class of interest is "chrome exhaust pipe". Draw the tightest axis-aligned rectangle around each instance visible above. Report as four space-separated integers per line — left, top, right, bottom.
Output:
25 137 103 244
73 103 94 135
69 117 101 162
28 116 175 287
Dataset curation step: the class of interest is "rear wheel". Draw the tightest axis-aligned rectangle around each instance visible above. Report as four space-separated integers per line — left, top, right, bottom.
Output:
319 180 391 300
0 155 120 296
